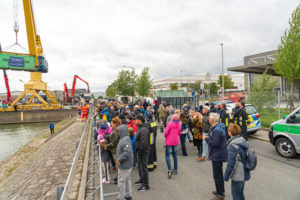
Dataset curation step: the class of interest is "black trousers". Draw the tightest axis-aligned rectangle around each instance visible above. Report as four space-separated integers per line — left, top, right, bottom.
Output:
50 129 54 135
194 139 202 157
180 134 188 156
138 153 149 187
241 126 248 141
212 161 225 197
148 132 158 168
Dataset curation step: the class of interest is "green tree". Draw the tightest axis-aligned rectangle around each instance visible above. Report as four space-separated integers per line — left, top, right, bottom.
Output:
189 81 202 94
115 69 136 96
135 67 152 97
248 69 277 112
209 82 219 96
98 96 103 99
218 75 234 89
106 83 117 98
170 83 178 90
273 5 300 110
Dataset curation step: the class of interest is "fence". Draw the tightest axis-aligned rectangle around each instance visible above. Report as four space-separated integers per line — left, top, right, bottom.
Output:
84 119 118 200
58 113 91 199
157 96 200 110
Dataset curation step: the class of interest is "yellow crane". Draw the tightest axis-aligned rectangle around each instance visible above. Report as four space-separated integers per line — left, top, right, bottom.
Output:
0 0 62 111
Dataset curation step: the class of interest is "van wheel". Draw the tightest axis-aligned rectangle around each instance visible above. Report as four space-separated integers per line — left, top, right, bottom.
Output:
275 138 296 158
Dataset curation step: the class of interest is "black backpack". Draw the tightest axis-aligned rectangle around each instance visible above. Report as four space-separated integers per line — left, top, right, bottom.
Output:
245 150 257 171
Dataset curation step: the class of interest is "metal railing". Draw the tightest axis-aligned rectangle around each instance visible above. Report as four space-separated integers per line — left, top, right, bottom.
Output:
58 109 91 200
85 119 118 200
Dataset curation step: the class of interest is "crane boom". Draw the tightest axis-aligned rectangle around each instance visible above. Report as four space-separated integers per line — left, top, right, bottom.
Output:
71 75 90 97
63 83 69 102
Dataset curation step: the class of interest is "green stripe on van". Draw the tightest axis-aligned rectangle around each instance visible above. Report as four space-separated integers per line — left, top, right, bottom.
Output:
273 124 300 135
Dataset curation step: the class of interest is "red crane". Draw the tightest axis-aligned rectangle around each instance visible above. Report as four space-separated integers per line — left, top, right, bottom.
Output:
63 82 69 102
71 75 90 97
63 75 89 103
3 70 11 102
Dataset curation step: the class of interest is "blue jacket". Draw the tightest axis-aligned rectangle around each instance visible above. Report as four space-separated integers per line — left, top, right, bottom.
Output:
224 136 250 181
130 134 136 154
205 123 228 162
49 123 54 129
103 108 111 122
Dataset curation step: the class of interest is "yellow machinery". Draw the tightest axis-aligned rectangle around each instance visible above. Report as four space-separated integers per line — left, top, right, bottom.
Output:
0 0 62 111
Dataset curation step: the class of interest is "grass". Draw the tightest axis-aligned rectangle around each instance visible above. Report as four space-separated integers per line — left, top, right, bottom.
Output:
259 108 290 128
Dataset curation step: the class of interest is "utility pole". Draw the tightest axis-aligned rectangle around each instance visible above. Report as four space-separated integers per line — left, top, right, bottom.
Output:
180 70 183 88
220 43 224 100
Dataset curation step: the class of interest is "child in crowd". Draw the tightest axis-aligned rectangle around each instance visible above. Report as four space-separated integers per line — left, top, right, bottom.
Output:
98 135 110 183
128 127 136 167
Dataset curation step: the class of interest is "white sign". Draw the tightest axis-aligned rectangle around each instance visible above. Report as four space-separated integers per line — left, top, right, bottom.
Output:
200 83 205 90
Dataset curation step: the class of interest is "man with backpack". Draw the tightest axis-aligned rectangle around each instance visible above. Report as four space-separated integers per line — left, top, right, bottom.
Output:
224 123 251 200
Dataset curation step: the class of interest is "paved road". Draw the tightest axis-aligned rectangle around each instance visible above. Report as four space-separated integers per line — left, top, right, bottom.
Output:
103 131 300 200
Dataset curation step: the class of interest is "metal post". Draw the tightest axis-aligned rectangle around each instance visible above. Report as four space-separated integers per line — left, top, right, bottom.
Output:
98 145 104 200
278 89 281 120
57 186 64 200
220 43 224 100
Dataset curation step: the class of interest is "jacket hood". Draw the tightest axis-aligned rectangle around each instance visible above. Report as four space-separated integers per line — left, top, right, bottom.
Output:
215 122 225 130
169 108 175 115
171 121 180 128
104 107 109 112
100 122 108 130
229 136 249 150
117 124 129 139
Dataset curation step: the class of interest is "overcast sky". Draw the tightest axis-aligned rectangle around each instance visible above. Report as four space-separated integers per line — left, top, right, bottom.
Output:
0 0 299 92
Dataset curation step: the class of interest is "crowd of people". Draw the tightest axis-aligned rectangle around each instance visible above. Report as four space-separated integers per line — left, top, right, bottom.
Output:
89 99 252 200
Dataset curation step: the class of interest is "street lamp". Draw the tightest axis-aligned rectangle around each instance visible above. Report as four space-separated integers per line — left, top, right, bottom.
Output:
180 70 183 88
220 43 224 100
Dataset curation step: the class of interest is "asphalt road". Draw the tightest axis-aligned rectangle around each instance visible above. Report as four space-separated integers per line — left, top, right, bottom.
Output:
103 131 300 200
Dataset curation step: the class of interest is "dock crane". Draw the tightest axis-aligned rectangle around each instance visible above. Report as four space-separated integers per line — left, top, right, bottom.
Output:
63 75 89 103
0 0 61 111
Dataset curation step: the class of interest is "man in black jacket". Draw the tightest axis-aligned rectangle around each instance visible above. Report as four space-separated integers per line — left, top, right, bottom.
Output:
239 102 249 141
135 114 150 191
232 102 241 125
146 112 158 171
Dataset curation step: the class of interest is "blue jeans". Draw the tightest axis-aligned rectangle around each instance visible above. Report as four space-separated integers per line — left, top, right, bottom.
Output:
231 181 245 200
165 145 178 171
202 139 207 157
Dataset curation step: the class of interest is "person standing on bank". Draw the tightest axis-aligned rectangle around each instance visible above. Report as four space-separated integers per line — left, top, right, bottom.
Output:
203 113 228 200
116 124 134 200
220 103 230 140
239 102 249 141
49 122 54 135
164 114 181 179
224 123 250 200
135 114 151 191
198 106 210 161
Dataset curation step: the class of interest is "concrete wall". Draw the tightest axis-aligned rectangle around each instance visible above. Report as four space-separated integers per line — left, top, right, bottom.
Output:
0 109 77 124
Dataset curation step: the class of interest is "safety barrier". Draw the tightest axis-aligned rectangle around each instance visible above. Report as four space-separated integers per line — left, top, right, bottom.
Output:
57 109 91 200
85 119 118 200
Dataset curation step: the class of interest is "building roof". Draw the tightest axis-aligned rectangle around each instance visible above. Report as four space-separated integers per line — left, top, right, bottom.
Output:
228 50 278 75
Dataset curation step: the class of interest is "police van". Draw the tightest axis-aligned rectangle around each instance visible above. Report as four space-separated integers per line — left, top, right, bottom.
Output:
269 107 300 158
226 103 262 134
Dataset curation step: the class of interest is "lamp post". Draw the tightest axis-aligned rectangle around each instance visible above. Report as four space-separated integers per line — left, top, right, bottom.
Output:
180 70 183 88
220 43 224 100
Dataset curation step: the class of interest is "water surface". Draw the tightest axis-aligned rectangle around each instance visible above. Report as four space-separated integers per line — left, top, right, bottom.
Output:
0 122 50 162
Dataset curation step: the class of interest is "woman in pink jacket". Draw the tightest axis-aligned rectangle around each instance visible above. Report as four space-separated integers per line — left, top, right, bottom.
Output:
164 114 181 179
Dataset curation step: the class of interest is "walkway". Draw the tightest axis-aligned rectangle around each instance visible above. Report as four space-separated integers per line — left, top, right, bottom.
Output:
0 121 85 200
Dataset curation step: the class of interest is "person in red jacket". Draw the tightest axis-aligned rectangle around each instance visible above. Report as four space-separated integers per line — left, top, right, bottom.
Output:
126 115 138 134
81 104 89 122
